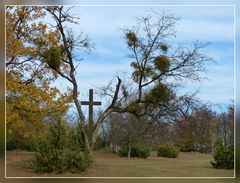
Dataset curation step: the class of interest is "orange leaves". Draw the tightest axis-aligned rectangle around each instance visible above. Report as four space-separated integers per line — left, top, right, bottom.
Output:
46 31 60 45
6 6 72 144
6 6 61 69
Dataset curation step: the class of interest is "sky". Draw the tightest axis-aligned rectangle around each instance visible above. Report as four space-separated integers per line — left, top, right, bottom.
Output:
50 5 234 114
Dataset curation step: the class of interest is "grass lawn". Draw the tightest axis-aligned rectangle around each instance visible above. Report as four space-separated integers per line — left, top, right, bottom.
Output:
6 148 234 177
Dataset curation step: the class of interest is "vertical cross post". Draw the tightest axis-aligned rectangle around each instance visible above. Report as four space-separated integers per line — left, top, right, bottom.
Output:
89 89 94 124
81 89 102 124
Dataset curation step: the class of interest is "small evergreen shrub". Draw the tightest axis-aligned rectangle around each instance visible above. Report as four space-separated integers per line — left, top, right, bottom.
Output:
6 138 17 151
157 144 179 158
131 145 150 159
118 145 129 157
210 139 234 169
64 149 92 173
34 138 91 173
65 127 85 151
22 140 36 152
34 124 91 173
94 135 108 150
34 139 66 173
119 145 150 159
22 138 43 152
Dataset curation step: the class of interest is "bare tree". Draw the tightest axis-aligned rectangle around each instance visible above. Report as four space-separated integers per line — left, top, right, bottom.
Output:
114 10 213 116
45 6 122 155
108 112 154 157
44 7 213 156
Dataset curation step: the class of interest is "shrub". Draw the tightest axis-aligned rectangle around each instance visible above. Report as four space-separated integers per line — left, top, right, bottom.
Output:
94 135 108 150
34 138 91 173
64 149 92 173
34 139 66 173
6 138 17 151
22 138 44 152
65 127 85 151
22 140 36 152
210 139 234 169
118 145 129 157
34 124 91 173
131 145 150 159
119 145 150 159
157 144 179 158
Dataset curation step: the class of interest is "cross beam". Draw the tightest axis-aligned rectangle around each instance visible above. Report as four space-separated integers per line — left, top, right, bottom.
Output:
81 89 101 123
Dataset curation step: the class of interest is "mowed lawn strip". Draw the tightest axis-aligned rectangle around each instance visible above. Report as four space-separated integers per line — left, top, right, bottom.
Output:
6 149 234 177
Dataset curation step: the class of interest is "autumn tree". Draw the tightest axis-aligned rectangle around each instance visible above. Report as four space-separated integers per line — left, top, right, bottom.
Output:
6 6 71 149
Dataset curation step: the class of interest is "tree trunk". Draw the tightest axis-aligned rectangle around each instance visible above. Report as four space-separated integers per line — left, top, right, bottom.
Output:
127 140 131 158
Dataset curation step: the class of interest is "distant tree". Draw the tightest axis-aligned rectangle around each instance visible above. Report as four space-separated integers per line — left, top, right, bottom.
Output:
173 102 234 153
215 105 234 147
108 113 153 157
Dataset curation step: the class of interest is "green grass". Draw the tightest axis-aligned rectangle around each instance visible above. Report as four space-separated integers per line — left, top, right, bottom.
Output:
78 149 234 177
6 148 234 177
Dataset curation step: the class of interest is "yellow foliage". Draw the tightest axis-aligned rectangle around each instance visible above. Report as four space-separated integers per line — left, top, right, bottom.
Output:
6 6 72 143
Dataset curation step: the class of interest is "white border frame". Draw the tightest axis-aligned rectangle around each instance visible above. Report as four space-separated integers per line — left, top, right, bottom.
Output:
4 4 236 179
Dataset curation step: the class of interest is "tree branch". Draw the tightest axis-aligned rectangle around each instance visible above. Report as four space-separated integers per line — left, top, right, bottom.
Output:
92 77 122 144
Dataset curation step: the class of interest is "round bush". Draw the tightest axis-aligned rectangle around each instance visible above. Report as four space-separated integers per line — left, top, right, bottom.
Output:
64 149 92 173
34 139 66 173
131 146 150 159
118 145 129 157
119 145 150 159
6 138 17 151
157 144 179 158
210 139 234 169
34 138 91 173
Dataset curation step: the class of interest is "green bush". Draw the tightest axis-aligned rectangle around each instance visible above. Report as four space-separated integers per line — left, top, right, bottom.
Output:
22 138 43 152
94 135 108 150
131 146 150 159
119 145 150 159
157 144 179 158
6 138 17 151
34 139 66 173
34 138 91 173
64 149 92 173
34 124 91 173
65 127 85 151
210 139 234 169
118 145 129 157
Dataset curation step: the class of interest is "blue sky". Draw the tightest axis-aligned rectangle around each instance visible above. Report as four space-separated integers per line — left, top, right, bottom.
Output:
51 5 234 114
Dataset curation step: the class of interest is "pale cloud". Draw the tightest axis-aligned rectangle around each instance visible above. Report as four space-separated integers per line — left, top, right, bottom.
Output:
176 19 234 42
69 5 234 43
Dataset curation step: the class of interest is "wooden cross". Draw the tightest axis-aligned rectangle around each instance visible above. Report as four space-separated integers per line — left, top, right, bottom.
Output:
81 89 101 123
